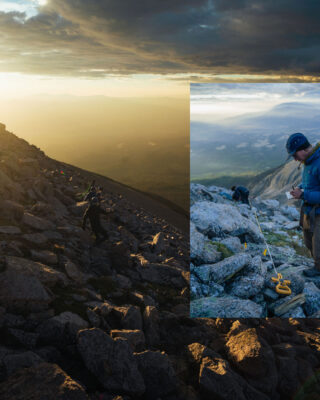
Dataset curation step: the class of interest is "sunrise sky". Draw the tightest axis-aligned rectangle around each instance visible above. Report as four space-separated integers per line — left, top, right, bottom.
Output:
0 1 319 207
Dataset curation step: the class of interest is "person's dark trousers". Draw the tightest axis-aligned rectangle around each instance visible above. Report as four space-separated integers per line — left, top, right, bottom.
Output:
241 193 249 205
303 214 320 271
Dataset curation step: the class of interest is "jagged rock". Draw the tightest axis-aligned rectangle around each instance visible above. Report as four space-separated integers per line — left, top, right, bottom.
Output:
5 256 68 287
0 226 21 234
21 232 49 245
226 327 278 394
280 206 300 221
110 329 145 352
135 350 177 399
190 183 226 205
6 328 39 349
22 212 55 231
259 199 280 210
37 311 89 346
283 272 305 295
3 351 43 376
260 221 275 231
187 343 221 364
137 262 187 288
199 355 269 400
303 282 320 316
0 266 52 313
0 200 24 221
201 281 224 298
143 306 160 347
193 253 251 284
64 259 84 284
86 308 101 327
30 250 58 265
191 201 264 243
2 313 26 328
77 328 145 396
220 237 242 253
0 362 89 399
263 288 279 301
191 296 264 318
190 222 221 265
228 273 265 299
130 291 156 307
116 274 132 289
284 221 300 230
113 305 143 330
282 306 306 318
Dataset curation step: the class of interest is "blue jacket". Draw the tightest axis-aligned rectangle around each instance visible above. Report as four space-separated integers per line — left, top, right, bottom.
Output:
301 145 320 215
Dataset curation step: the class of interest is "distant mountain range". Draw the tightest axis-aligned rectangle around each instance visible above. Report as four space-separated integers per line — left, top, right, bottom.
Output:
191 102 320 181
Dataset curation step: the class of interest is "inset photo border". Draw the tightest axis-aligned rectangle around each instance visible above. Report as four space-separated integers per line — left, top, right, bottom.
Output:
190 83 320 318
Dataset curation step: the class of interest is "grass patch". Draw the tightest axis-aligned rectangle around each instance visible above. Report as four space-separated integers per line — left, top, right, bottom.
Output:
212 242 234 259
263 232 290 247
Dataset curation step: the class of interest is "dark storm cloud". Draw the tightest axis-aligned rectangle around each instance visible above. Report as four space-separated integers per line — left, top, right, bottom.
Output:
0 0 320 78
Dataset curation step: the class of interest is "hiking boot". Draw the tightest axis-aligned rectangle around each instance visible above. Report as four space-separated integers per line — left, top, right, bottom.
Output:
303 268 320 277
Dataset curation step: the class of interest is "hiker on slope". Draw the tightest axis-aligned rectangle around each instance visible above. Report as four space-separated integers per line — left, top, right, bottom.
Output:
82 196 113 245
231 186 250 205
287 132 320 277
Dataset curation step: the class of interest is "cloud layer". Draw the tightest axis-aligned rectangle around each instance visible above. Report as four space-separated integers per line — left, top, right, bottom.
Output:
1 1 320 78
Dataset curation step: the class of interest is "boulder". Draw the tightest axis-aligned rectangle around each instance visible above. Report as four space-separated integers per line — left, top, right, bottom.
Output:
229 273 265 299
110 329 145 352
190 296 264 318
0 200 24 221
0 267 52 313
226 328 277 383
190 222 221 265
3 351 43 376
30 250 58 265
220 237 242 253
191 201 264 243
64 259 84 284
22 213 55 231
303 282 320 316
0 362 89 400
37 311 89 346
193 253 251 284
137 262 187 288
0 226 21 234
77 328 145 396
21 233 48 245
135 351 177 399
113 305 143 330
5 256 68 287
199 356 268 400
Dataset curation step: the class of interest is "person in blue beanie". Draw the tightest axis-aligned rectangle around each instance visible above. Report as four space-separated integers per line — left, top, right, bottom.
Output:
231 186 250 205
287 132 320 277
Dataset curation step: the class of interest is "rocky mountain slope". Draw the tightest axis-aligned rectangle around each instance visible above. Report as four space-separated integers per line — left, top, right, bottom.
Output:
1 125 320 399
249 160 301 203
190 183 320 319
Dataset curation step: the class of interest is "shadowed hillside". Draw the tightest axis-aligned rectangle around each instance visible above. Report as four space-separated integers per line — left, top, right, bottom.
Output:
0 123 320 399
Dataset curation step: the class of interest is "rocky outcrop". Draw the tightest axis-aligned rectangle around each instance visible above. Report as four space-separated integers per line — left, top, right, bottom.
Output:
190 183 320 318
0 125 320 399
